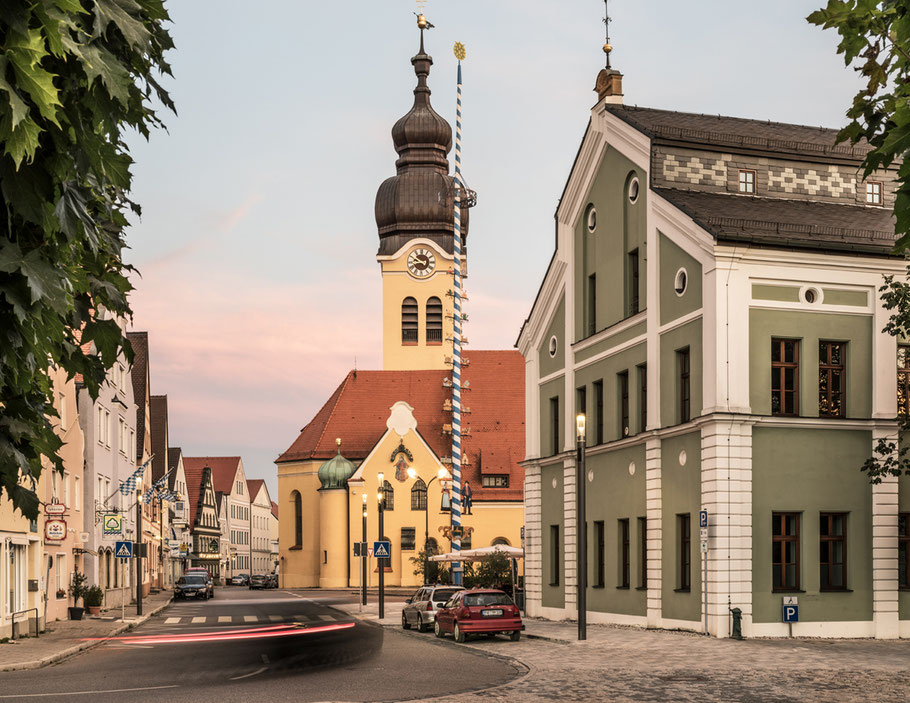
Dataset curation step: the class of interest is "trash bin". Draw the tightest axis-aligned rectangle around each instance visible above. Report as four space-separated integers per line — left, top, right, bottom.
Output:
730 607 743 640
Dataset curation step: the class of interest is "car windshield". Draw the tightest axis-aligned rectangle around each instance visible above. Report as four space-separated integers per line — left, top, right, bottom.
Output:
433 588 461 602
179 576 206 585
463 592 512 607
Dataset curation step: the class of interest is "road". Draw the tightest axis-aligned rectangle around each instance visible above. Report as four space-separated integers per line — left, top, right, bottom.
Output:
0 588 520 702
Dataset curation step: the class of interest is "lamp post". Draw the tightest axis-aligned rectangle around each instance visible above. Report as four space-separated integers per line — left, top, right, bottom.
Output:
576 413 587 641
136 488 143 616
377 471 385 621
407 467 451 585
361 493 367 606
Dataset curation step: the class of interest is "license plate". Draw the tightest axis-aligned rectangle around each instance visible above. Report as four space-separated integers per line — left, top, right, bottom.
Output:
482 609 503 617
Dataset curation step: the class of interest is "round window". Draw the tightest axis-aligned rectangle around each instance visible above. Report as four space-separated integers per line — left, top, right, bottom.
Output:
548 335 558 358
803 288 820 304
628 176 640 204
586 206 597 233
675 268 688 296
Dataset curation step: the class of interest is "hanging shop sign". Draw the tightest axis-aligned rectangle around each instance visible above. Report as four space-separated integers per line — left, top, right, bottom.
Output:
44 518 67 542
45 502 67 516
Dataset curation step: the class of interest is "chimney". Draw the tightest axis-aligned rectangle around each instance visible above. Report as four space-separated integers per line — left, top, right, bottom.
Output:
595 68 623 104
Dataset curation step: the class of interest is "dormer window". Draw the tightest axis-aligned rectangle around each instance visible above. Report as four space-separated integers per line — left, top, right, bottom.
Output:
738 169 756 194
866 181 883 205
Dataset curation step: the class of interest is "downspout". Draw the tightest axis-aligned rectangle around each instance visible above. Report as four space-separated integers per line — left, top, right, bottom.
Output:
346 483 351 587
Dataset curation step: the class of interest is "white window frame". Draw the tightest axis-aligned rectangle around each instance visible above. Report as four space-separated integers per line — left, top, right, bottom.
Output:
866 181 883 205
738 169 756 194
73 475 80 511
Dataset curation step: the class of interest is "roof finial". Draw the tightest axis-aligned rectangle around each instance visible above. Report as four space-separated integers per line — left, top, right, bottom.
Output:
415 0 434 54
602 0 613 69
336 437 342 454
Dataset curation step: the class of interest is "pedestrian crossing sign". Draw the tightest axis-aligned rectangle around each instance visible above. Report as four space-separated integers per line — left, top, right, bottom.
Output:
115 541 133 559
373 541 391 559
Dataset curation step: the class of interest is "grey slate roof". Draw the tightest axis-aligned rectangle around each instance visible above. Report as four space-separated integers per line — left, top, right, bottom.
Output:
655 189 896 254
126 331 149 463
150 395 169 481
606 105 870 161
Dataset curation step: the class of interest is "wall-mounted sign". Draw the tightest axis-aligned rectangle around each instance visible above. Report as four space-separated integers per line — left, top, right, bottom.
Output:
102 514 122 537
45 502 66 516
173 501 186 521
45 518 67 542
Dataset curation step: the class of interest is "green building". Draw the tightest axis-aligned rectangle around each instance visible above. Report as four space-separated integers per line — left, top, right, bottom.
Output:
516 59 908 638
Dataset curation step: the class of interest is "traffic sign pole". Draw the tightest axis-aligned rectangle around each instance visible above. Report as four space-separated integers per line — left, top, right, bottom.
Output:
136 491 143 617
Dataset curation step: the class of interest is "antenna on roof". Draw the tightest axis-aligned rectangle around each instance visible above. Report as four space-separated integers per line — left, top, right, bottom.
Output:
353 357 357 379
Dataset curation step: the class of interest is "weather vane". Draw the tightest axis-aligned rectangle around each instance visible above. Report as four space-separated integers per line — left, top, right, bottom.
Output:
415 0 434 30
602 0 613 69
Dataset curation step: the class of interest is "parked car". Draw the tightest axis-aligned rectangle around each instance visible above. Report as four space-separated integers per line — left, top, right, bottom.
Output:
401 585 464 632
267 572 278 589
434 589 522 642
250 574 269 589
174 573 214 600
230 574 249 586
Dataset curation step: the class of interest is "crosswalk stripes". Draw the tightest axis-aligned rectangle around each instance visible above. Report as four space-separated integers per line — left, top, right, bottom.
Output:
191 616 206 624
218 615 232 623
318 614 335 621
243 615 257 623
159 613 349 626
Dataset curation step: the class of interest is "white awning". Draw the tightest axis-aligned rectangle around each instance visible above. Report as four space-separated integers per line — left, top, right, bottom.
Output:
429 544 524 562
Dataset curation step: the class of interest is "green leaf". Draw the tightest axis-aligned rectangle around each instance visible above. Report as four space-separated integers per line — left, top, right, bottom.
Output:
78 42 132 104
93 0 151 50
0 57 30 129
6 28 62 127
0 115 42 167
19 250 67 310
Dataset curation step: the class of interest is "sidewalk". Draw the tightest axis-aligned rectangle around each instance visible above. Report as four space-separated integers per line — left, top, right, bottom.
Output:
0 591 172 672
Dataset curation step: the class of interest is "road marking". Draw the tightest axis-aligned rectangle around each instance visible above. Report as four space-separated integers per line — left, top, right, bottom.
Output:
268 615 283 622
281 590 305 598
105 644 154 649
0 685 179 698
243 615 258 622
191 616 206 623
218 615 232 623
164 617 180 624
229 666 267 681
318 614 335 621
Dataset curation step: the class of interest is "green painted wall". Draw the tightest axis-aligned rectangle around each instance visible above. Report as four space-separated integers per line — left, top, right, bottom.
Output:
539 378 565 457
575 343 647 444
752 284 800 303
660 432 702 622
574 319 647 363
752 427 873 623
659 233 702 326
749 309 873 417
659 318 703 427
583 442 647 616
822 289 868 307
900 464 910 621
541 463 565 609
538 295 566 377
574 147 647 341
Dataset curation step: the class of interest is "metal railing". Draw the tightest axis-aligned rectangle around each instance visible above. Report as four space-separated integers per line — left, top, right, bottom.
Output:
10 607 38 640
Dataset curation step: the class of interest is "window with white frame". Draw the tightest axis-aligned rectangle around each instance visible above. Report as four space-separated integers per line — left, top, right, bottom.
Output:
63 471 70 506
97 405 104 443
74 475 80 511
58 392 66 428
866 181 883 205
129 429 135 460
52 470 59 499
118 418 126 455
56 555 67 593
739 169 756 194
117 364 125 392
102 409 111 446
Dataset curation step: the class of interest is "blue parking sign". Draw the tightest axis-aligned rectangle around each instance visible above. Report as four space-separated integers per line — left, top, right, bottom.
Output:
783 605 799 622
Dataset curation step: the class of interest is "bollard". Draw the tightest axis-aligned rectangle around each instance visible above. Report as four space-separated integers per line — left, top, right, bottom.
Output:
730 607 743 640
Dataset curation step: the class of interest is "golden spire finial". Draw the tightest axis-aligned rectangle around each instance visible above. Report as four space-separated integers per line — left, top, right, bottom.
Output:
417 0 427 29
453 42 466 61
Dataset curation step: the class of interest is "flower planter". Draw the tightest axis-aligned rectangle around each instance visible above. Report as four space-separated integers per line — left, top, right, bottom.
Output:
87 606 101 616
68 607 84 621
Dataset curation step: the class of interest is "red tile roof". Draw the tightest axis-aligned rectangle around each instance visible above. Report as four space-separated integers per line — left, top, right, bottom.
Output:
150 395 169 481
247 479 265 502
183 457 242 495
270 501 279 519
276 350 525 502
184 462 213 530
126 331 149 462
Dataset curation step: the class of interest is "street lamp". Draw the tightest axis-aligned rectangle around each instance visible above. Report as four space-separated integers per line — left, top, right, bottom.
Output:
377 471 385 621
361 493 367 606
576 413 587 641
407 466 451 585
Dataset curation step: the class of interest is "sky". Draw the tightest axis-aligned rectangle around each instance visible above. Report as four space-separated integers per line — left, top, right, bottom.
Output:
124 0 862 499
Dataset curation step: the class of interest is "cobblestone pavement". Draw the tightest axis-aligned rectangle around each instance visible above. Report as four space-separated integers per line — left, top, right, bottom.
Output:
334 597 910 702
418 625 910 703
0 590 172 670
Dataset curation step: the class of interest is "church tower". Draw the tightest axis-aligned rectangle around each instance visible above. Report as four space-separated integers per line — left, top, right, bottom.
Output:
375 32 469 371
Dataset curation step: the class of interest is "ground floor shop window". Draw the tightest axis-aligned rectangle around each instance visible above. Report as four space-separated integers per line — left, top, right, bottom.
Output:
549 524 560 586
820 512 847 591
594 521 605 588
638 517 647 589
618 519 630 588
772 512 800 591
677 514 690 591
899 513 909 589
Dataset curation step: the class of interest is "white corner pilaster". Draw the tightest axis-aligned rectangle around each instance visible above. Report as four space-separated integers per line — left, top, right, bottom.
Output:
524 463 543 616
872 428 900 639
645 437 662 628
563 458 577 616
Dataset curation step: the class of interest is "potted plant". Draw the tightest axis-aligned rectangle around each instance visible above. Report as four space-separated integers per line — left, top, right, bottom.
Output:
83 585 104 616
68 571 86 620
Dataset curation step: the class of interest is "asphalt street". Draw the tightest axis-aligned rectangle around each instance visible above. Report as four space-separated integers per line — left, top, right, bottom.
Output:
0 588 520 702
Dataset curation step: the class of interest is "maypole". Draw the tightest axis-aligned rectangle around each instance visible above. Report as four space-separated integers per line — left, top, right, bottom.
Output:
449 39 467 585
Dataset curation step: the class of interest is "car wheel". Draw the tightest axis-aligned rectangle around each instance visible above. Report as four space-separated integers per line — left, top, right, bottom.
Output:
417 615 428 633
454 622 465 643
434 621 445 639
510 630 521 642
402 612 411 630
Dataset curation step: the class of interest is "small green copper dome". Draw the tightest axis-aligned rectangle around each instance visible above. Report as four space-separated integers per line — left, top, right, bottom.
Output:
318 440 355 490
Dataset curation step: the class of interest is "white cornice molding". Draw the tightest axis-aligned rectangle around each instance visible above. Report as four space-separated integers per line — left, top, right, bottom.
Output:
651 196 716 262
722 244 906 275
375 238 455 263
518 259 568 355
658 309 703 336
572 310 646 353
557 128 604 227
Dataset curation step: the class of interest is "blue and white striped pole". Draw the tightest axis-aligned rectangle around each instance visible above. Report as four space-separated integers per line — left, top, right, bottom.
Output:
450 43 466 585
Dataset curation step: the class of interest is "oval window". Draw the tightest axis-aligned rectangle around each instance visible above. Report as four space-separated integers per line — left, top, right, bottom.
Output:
586 206 597 233
803 288 820 304
675 268 688 296
548 336 558 358
628 176 640 204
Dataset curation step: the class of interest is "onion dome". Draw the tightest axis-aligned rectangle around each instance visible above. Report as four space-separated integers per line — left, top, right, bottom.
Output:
375 36 469 257
318 440 355 491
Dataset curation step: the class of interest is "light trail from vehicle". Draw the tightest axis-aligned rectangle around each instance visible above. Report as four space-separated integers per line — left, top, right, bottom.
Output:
80 621 355 645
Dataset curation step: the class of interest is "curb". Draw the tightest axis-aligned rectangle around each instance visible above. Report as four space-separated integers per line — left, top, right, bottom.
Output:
0 597 172 672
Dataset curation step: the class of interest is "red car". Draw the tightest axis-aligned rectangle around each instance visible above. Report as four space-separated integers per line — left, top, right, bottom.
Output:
434 589 522 642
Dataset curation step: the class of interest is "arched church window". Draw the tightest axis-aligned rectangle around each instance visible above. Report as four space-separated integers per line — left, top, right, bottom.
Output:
382 480 395 511
401 297 418 343
411 479 427 511
492 537 511 546
426 297 443 344
292 491 302 547
426 537 439 555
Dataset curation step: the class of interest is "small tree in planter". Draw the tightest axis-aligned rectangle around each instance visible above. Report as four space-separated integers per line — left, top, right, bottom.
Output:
83 585 104 615
68 571 87 620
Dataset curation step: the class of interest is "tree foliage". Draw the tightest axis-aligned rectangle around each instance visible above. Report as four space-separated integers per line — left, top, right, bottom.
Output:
410 544 450 583
0 0 174 518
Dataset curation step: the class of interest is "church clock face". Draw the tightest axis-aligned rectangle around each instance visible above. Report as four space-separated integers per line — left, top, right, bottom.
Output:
407 248 436 278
